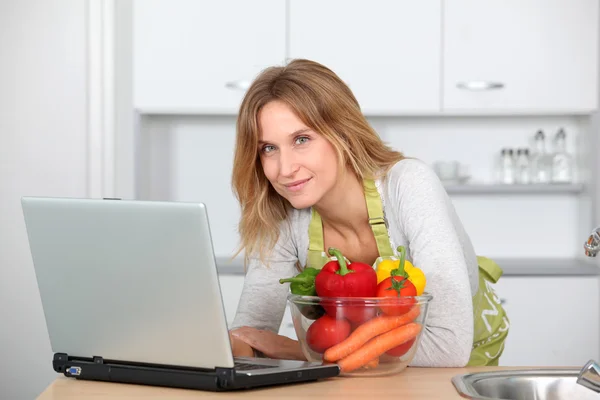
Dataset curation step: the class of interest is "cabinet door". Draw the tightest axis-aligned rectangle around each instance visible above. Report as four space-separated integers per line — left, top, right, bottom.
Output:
288 0 441 115
133 0 286 113
217 274 245 327
493 276 599 367
443 0 598 113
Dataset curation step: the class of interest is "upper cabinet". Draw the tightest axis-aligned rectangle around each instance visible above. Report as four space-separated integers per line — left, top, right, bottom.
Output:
132 0 286 113
288 0 442 115
443 0 599 114
132 0 599 115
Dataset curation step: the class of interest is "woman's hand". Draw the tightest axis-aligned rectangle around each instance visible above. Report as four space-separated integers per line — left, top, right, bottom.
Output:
229 331 255 358
230 326 307 361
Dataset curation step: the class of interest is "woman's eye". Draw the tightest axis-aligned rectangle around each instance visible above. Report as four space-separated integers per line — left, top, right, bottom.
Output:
295 136 310 145
261 145 276 154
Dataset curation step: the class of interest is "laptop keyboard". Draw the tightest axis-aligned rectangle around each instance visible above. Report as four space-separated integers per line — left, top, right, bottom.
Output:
234 361 278 371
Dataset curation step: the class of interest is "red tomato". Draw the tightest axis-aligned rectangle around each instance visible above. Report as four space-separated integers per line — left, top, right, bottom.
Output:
386 337 416 357
348 309 378 332
376 276 417 316
336 304 377 325
342 306 377 327
305 314 352 354
320 299 377 325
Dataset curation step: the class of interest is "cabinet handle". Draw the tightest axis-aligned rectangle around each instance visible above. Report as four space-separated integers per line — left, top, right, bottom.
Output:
225 80 250 91
286 323 294 328
457 81 504 91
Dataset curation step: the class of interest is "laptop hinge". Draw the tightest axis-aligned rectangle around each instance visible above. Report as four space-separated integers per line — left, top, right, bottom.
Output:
215 367 235 389
53 353 69 373
93 356 104 364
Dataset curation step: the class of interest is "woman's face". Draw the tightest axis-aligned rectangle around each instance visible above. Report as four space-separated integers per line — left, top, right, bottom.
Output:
258 100 340 210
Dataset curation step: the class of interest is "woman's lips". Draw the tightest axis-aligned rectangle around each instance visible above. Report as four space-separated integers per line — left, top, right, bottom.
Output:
284 178 311 192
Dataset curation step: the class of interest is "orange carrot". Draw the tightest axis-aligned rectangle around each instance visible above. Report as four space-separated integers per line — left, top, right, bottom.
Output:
323 305 420 362
337 322 422 373
363 357 379 369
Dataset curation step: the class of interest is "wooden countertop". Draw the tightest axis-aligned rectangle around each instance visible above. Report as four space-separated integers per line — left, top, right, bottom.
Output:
37 366 561 399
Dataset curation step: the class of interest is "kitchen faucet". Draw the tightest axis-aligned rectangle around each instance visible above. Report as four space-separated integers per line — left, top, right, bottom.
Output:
577 359 600 393
576 228 600 392
583 225 600 257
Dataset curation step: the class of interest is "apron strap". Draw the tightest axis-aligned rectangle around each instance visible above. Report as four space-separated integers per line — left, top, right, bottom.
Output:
307 208 327 269
363 179 395 258
306 179 395 269
477 256 504 283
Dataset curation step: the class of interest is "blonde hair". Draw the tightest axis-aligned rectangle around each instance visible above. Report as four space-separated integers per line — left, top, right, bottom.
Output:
231 59 404 263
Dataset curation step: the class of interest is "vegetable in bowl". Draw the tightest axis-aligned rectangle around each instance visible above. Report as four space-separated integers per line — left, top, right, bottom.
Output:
280 246 432 376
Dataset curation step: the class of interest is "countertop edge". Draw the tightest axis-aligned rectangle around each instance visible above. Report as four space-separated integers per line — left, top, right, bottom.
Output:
215 257 600 277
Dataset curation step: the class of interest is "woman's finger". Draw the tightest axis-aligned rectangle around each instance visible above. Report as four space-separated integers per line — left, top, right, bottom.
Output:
231 327 304 360
232 327 279 357
229 331 255 357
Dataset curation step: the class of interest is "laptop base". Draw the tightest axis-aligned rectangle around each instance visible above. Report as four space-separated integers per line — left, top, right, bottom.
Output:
52 353 340 392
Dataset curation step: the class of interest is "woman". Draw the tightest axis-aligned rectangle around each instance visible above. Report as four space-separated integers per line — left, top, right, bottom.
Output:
228 59 509 367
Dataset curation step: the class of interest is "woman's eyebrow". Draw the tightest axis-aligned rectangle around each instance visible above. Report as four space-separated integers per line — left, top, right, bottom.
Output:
289 128 311 136
258 128 311 145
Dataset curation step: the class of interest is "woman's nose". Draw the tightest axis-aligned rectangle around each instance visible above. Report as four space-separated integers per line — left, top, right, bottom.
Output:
279 149 299 177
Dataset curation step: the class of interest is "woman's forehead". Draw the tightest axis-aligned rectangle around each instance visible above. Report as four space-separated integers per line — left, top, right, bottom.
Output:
258 101 308 140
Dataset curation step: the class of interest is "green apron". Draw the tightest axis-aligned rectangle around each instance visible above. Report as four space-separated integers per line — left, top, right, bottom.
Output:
305 179 509 367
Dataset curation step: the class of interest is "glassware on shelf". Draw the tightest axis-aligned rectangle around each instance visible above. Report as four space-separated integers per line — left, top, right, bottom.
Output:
515 148 531 184
551 128 574 184
530 130 552 184
500 148 515 184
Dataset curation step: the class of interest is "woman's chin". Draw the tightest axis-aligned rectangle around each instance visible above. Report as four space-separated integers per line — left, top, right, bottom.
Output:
286 195 315 210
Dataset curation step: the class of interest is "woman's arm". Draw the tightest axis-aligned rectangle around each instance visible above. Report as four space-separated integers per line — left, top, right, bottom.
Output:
389 159 477 367
229 222 305 359
230 240 298 333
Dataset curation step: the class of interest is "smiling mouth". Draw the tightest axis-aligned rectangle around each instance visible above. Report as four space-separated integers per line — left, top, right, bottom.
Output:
284 178 311 192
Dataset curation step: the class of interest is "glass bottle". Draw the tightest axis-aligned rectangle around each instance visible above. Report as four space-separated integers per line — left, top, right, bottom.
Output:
500 148 515 184
515 148 531 184
531 130 551 184
551 128 574 183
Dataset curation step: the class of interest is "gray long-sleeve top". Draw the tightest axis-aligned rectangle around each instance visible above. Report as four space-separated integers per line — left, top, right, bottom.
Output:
231 158 479 367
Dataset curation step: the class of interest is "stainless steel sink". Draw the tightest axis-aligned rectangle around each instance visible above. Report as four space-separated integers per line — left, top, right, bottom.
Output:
450 226 600 400
452 368 600 400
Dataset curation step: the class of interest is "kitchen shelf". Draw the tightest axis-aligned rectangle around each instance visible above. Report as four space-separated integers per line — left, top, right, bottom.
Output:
444 183 585 195
495 257 599 276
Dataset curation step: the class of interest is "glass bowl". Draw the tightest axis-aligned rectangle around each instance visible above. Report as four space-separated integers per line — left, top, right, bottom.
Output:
287 293 432 377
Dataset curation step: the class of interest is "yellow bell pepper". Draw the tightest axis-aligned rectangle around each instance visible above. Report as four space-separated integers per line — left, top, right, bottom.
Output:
376 259 398 284
376 258 414 284
405 263 426 296
375 246 426 295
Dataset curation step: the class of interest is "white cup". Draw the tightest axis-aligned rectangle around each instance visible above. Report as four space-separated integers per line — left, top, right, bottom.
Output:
433 161 469 182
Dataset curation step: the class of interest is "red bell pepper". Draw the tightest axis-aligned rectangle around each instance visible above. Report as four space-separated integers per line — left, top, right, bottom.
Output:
315 248 378 323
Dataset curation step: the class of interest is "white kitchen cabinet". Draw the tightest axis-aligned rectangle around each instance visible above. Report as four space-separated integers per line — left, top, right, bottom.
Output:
133 0 286 113
493 275 599 367
288 0 442 115
443 0 598 114
217 274 245 327
131 0 599 116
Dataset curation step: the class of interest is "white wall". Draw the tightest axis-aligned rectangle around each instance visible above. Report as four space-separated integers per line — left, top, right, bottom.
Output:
0 1 89 398
0 2 597 398
137 114 588 260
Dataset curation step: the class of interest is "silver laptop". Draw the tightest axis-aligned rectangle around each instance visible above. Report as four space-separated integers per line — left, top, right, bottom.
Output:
21 196 339 391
